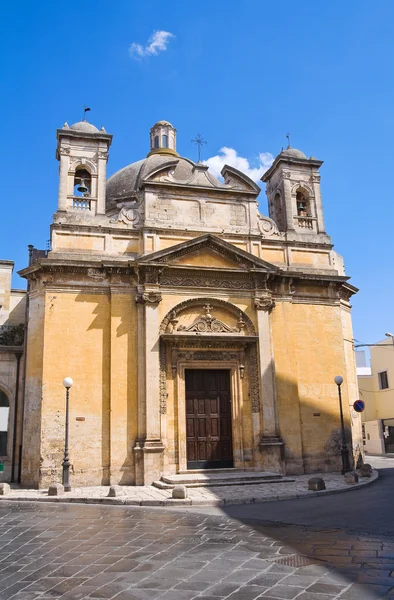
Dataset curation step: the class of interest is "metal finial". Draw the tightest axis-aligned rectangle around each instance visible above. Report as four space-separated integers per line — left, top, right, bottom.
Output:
286 132 291 147
191 133 207 162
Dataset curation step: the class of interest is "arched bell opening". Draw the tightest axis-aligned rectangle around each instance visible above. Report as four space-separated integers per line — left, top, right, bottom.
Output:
73 168 91 198
296 188 311 217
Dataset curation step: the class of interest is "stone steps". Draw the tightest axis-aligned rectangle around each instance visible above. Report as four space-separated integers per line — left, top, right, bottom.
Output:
152 470 289 489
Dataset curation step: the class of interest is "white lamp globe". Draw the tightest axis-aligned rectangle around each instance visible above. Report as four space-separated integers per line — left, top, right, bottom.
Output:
334 375 343 386
63 377 74 389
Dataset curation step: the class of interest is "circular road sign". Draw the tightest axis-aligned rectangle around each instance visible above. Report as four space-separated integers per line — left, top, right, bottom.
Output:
353 399 365 413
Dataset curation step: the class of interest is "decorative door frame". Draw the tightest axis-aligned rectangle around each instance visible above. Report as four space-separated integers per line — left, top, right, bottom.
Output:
176 360 242 472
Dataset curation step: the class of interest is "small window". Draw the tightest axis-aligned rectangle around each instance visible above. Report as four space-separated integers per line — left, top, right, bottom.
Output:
0 390 9 456
379 370 389 390
154 135 159 149
162 134 168 148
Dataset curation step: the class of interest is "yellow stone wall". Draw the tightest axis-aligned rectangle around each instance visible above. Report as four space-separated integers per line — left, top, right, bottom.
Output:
28 289 138 488
271 301 354 473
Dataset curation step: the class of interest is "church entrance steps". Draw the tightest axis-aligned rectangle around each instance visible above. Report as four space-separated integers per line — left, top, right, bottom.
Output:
152 470 288 489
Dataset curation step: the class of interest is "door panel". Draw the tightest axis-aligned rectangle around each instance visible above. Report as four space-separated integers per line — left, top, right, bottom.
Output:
185 369 233 469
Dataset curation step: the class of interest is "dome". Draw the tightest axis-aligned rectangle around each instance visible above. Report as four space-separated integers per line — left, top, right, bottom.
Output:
281 146 307 159
153 120 173 127
69 120 99 134
106 154 222 211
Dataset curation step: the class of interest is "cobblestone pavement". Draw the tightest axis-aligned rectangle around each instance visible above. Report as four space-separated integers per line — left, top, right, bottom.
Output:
0 470 378 507
0 501 393 600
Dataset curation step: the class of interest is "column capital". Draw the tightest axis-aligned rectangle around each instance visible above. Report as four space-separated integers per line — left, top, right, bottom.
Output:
136 291 162 305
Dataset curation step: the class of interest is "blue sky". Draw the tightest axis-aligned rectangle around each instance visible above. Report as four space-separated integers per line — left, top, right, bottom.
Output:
1 0 393 345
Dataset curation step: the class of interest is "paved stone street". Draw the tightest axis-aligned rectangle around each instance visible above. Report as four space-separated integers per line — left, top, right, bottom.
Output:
0 499 393 600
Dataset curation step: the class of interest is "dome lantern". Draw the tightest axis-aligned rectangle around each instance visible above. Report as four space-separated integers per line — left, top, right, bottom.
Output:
148 120 178 157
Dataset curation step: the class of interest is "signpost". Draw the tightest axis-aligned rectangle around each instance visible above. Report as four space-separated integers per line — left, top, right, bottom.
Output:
353 399 365 413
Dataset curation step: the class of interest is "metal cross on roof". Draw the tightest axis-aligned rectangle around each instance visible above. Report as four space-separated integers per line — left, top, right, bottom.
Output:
82 105 91 121
191 133 207 162
286 132 291 147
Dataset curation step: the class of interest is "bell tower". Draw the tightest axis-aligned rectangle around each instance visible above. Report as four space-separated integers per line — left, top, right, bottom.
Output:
56 119 112 215
261 146 328 240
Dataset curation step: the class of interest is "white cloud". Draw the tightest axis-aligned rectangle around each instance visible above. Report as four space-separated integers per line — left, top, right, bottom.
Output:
204 147 274 184
129 30 175 59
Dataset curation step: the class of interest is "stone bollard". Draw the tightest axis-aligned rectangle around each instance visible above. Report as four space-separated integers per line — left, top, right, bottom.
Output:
108 486 117 497
357 463 372 478
48 483 64 496
308 477 326 491
344 471 359 485
0 483 10 496
172 485 188 499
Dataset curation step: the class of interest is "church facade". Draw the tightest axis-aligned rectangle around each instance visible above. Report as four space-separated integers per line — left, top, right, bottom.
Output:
18 119 361 488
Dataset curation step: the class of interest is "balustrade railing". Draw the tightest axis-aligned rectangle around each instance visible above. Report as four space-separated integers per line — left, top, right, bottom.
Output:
72 196 91 210
294 216 316 230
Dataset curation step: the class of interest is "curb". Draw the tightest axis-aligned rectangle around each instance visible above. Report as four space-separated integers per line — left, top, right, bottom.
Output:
0 470 379 508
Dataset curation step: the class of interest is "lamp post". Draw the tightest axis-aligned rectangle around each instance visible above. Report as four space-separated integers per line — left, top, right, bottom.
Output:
385 332 394 347
62 377 73 492
334 375 351 474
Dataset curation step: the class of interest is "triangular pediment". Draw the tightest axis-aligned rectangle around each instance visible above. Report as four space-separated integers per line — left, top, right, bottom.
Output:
138 234 279 272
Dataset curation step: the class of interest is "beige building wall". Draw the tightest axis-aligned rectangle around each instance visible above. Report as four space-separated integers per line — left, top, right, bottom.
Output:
357 340 394 455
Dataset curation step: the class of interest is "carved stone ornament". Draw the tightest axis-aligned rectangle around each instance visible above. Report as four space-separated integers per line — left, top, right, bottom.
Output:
160 298 256 336
169 304 246 334
248 345 261 413
254 295 275 311
110 206 140 227
136 291 162 305
257 215 280 237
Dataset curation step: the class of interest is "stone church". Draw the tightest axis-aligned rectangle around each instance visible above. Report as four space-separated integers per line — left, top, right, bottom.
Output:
14 118 361 488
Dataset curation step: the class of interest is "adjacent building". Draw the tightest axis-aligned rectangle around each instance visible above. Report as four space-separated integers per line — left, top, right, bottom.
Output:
356 340 394 455
0 261 26 480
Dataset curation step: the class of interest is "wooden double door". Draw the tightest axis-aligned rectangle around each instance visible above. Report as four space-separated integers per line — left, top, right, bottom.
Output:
185 369 233 469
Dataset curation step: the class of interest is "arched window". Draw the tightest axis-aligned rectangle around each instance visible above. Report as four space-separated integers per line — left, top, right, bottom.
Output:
296 190 310 216
73 168 91 197
0 390 9 456
162 134 168 148
154 135 159 149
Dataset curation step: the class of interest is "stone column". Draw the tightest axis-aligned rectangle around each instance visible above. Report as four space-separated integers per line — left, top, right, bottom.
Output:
283 176 295 231
136 290 164 485
57 152 69 211
96 151 108 215
255 295 284 473
312 174 326 233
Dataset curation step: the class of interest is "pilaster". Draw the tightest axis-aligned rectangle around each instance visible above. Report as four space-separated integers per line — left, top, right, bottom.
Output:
255 294 284 473
135 288 164 485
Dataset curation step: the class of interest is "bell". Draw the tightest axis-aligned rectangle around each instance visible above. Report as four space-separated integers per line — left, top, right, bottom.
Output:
77 178 89 193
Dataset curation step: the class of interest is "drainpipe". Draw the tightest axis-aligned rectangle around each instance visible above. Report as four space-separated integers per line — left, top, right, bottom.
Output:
18 244 33 483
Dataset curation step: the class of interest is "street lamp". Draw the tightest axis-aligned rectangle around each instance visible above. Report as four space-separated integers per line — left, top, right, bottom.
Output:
62 377 73 492
385 332 394 347
334 375 351 474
